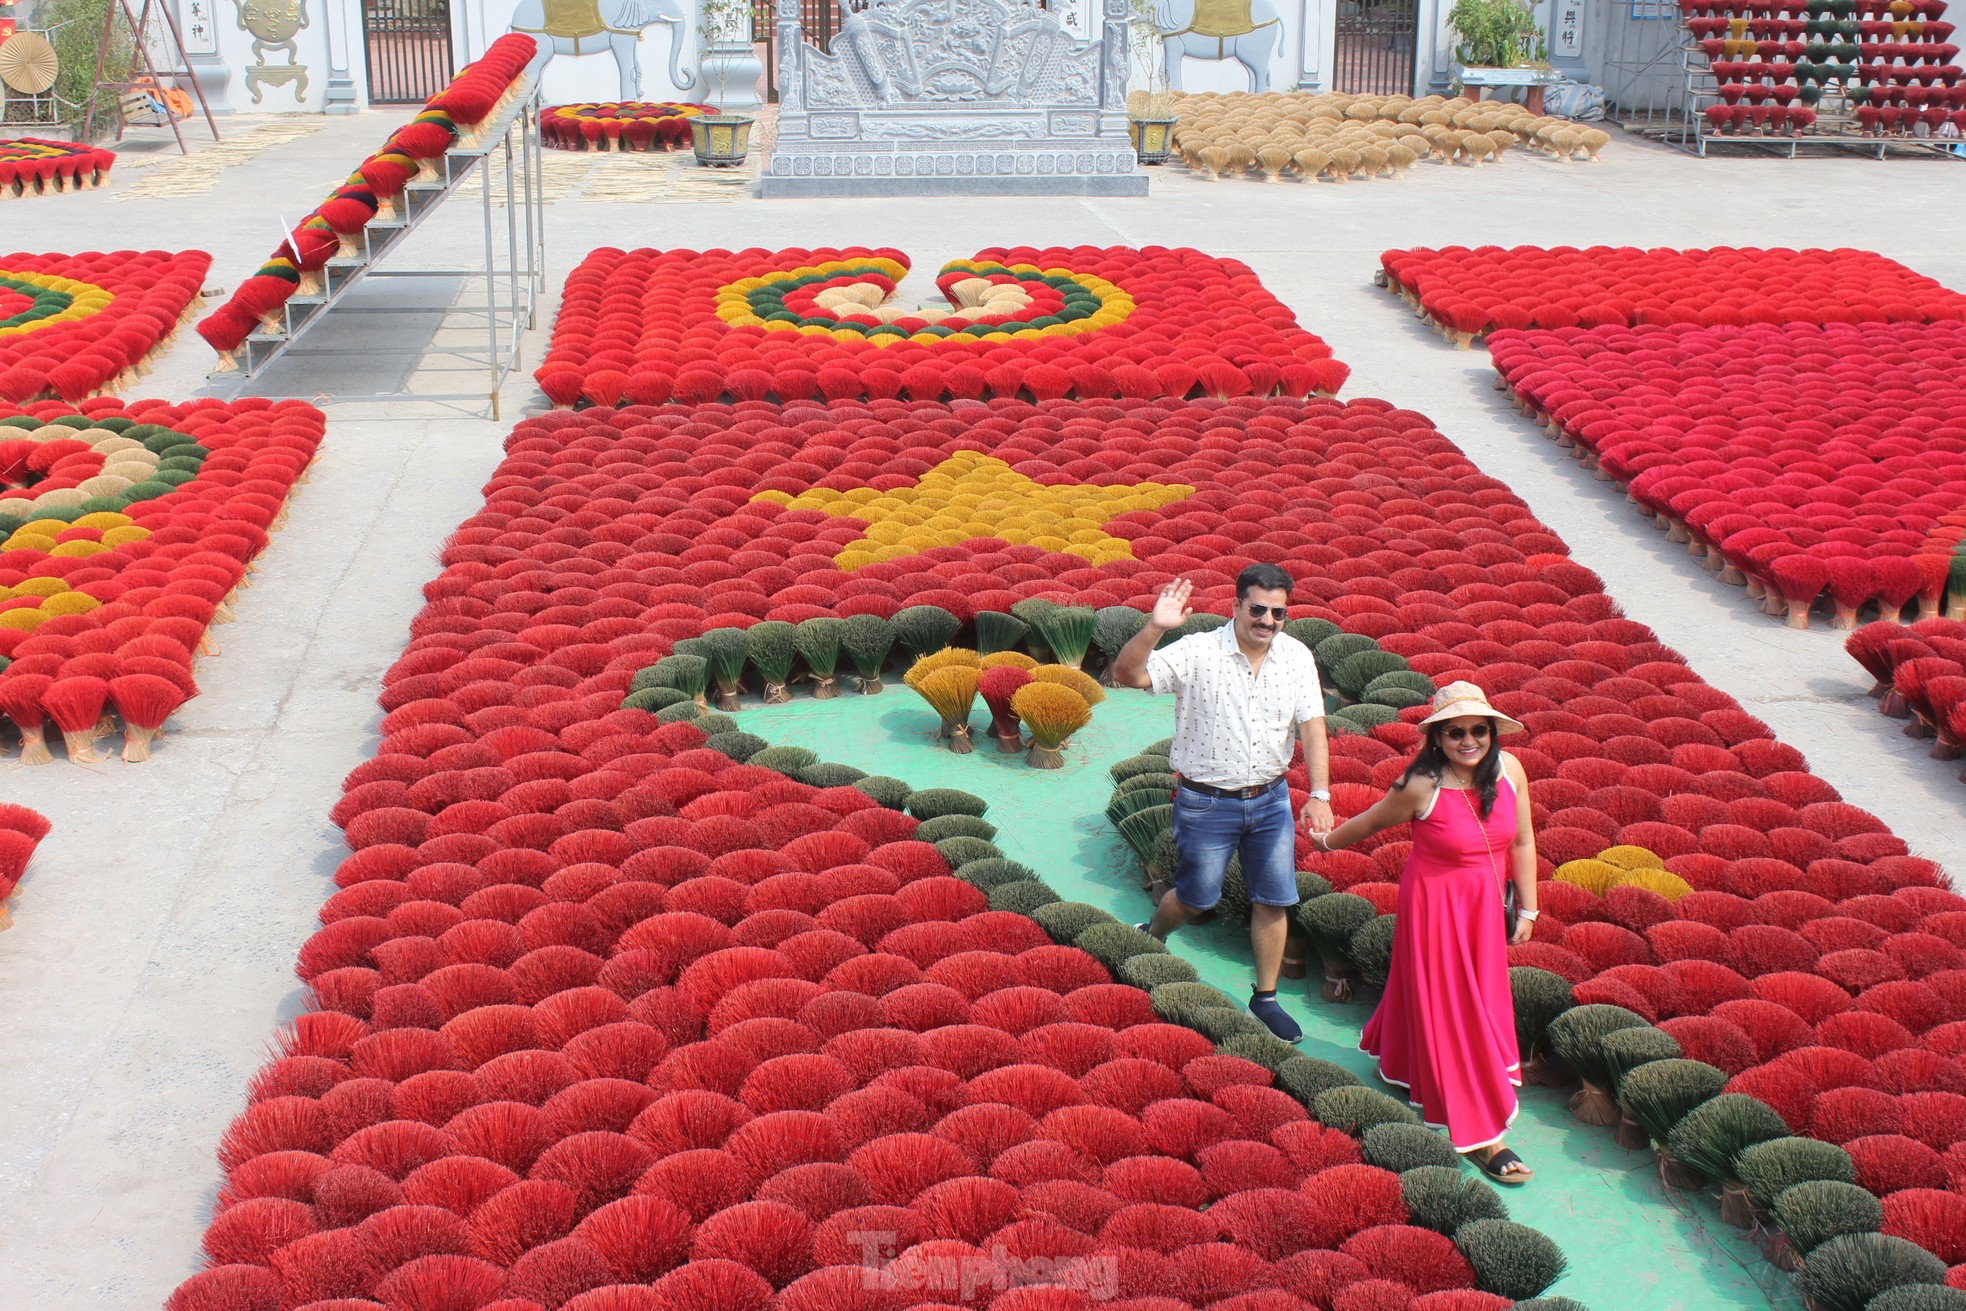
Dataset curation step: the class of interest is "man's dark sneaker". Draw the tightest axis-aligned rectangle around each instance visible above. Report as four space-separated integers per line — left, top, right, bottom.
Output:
1249 990 1303 1043
1134 921 1161 940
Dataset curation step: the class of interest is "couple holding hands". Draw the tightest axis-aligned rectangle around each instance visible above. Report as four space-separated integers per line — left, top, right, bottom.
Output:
1111 565 1541 1185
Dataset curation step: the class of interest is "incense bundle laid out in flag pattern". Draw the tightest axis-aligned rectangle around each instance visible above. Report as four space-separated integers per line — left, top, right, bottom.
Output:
541 102 715 151
531 246 1351 409
0 249 212 403
0 396 323 765
193 33 536 370
0 138 115 198
160 380 1966 1310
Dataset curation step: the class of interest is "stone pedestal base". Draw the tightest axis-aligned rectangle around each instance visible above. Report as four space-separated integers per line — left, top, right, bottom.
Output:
762 169 1147 196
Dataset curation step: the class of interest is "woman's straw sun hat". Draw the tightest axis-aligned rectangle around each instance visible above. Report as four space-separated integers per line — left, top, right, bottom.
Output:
1416 681 1524 734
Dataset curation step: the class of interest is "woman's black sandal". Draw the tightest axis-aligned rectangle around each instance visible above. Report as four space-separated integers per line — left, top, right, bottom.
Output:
1475 1147 1532 1185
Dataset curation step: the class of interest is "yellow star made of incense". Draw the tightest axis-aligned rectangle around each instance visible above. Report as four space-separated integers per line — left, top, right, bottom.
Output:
751 452 1195 570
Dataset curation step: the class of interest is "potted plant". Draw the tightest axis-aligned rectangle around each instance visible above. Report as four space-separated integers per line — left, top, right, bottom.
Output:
1447 0 1545 70
689 0 757 167
1126 0 1178 164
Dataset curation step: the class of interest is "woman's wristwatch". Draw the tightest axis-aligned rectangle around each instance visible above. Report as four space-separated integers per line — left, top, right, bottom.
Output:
1517 907 1540 922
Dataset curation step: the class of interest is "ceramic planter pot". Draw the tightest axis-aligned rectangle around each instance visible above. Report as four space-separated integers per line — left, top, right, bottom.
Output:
691 114 754 167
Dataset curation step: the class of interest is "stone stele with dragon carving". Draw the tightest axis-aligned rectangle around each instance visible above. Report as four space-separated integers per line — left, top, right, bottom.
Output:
762 0 1146 196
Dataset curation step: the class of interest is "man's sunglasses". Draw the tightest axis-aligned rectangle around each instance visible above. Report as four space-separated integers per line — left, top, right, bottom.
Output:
1243 604 1289 621
1441 724 1492 742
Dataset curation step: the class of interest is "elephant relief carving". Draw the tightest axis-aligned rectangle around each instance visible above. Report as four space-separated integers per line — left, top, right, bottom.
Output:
510 0 693 99
1152 0 1281 92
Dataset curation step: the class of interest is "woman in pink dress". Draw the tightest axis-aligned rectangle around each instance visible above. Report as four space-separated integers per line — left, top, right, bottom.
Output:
1309 682 1542 1183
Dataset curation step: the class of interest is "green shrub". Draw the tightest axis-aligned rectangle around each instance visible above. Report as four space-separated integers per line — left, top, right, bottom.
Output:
1510 967 1574 1059
1074 922 1168 970
1795 1232 1946 1311
798 762 866 788
703 730 766 762
1118 953 1198 989
1031 605 1097 668
748 745 817 776
1093 606 1147 664
1598 1026 1681 1084
1295 870 1333 903
1313 632 1378 679
1106 787 1169 829
933 837 1002 870
1773 1181 1886 1256
1616 1058 1729 1148
974 610 1029 657
1275 1056 1364 1105
745 620 798 694
1220 1032 1301 1073
1363 1123 1461 1173
1349 914 1398 988
915 814 998 844
1110 754 1171 783
954 858 1039 891
1665 1094 1790 1183
1186 1007 1270 1043
795 617 845 694
841 614 896 690
905 788 989 820
1334 649 1410 700
1546 1004 1650 1088
1737 1138 1855 1211
1402 1165 1510 1235
622 686 690 713
1116 771 1178 797
1150 981 1239 1023
693 712 738 737
1366 686 1432 711
854 776 913 809
1297 894 1377 969
1866 1285 1966 1311
640 653 709 700
1364 670 1436 700
1030 900 1117 945
696 627 752 705
893 605 962 660
1454 1219 1569 1301
1284 616 1340 648
1314 1085 1420 1134
988 880 1061 916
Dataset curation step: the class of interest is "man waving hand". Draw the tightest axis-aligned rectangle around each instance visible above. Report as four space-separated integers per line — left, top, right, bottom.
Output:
1112 564 1333 1042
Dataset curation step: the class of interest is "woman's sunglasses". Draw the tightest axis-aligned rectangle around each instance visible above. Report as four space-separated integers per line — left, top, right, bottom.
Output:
1441 724 1492 742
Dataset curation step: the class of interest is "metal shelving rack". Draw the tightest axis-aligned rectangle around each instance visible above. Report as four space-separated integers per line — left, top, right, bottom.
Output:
215 77 546 418
1655 17 1961 158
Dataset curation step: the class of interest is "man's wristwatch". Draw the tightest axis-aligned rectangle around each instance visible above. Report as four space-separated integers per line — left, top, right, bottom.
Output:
1307 789 1331 802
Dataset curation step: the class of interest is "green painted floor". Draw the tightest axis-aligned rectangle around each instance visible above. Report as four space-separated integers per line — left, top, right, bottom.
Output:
743 687 1805 1311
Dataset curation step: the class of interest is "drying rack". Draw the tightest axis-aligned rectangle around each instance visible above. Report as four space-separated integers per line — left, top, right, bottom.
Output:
212 77 546 419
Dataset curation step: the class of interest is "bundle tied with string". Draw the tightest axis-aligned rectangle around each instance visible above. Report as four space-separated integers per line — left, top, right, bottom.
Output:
281 216 340 296
914 666 981 753
110 672 187 763
315 180 379 259
359 148 417 221
390 110 459 182
978 664 1032 753
40 674 108 764
794 617 843 699
230 258 301 334
1011 681 1091 769
0 804 50 929
0 671 54 765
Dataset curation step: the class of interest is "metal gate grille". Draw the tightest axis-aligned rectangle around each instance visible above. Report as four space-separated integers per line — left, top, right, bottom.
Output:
364 0 455 105
1333 0 1418 96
